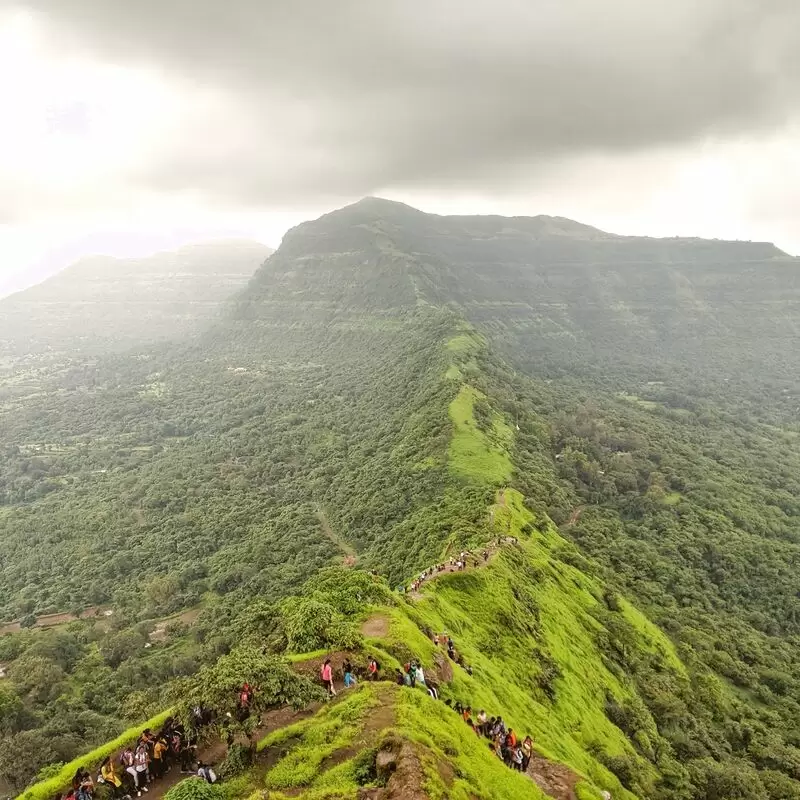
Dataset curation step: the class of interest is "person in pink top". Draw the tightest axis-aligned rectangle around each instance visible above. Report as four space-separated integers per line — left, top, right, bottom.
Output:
320 658 336 697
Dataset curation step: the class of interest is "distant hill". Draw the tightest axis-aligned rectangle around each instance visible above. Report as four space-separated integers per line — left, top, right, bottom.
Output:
0 239 272 356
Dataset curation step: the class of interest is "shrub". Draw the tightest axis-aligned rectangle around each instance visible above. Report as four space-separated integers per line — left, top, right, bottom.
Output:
219 743 252 778
164 777 224 800
352 746 379 786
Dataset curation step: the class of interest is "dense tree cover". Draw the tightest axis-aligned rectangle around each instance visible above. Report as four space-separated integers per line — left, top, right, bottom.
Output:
2 199 800 797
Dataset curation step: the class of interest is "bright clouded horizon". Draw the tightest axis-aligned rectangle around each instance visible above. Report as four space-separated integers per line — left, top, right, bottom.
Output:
1 0 799 296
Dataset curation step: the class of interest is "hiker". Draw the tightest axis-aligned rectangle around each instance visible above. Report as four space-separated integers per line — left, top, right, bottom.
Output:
414 663 426 686
321 657 336 697
513 745 525 771
476 709 488 735
344 659 357 688
368 657 380 681
237 683 253 720
72 768 93 800
395 669 406 686
100 756 124 799
197 762 217 784
119 747 141 794
236 682 253 722
152 735 168 779
171 731 183 769
180 740 198 773
133 742 150 790
521 736 533 771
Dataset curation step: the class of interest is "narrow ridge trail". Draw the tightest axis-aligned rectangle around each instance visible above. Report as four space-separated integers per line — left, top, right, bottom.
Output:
408 542 507 601
526 752 580 800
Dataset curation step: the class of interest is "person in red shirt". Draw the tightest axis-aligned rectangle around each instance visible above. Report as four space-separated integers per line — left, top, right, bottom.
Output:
367 658 379 681
320 658 336 697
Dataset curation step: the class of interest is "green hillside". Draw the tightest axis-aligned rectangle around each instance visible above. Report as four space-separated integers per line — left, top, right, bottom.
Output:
3 200 800 799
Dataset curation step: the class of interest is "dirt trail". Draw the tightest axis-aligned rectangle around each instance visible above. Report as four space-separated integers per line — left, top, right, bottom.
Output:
310 687 395 781
316 508 358 565
361 614 390 639
527 752 581 800
565 506 584 526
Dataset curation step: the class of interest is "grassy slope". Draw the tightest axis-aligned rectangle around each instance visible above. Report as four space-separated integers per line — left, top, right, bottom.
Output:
377 497 655 799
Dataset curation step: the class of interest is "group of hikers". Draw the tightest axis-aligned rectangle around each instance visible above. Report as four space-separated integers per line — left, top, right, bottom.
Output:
449 700 535 772
56 536 535 800
404 549 491 594
321 629 473 702
320 656 381 696
318 629 543 780
403 536 519 596
58 711 220 800
433 631 473 674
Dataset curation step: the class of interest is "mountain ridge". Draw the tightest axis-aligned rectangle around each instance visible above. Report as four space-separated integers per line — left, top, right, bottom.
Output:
283 197 787 256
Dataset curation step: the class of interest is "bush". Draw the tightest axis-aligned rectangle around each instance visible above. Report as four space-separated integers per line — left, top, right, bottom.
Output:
219 743 252 778
598 752 645 793
687 757 768 800
352 746 379 786
282 596 361 652
164 777 224 800
760 769 800 800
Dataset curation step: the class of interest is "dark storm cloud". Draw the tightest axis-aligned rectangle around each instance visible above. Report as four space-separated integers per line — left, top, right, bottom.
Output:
10 0 800 203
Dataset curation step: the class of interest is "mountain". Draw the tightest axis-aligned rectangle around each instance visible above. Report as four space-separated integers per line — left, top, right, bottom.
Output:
3 200 800 800
250 196 798 412
0 239 272 357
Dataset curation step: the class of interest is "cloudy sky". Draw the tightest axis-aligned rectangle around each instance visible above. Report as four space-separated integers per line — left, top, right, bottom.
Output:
1 0 798 295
